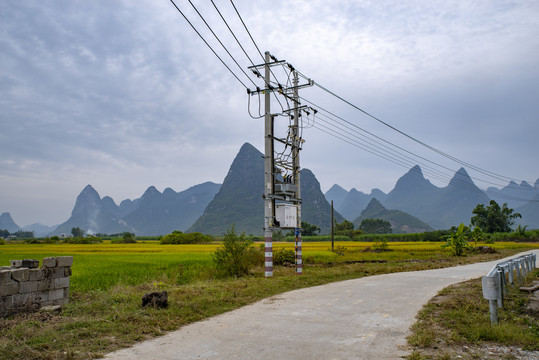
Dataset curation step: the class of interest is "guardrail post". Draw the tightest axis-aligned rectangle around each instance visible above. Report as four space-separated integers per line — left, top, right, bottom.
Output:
496 269 504 308
508 261 514 284
489 300 498 325
516 260 523 284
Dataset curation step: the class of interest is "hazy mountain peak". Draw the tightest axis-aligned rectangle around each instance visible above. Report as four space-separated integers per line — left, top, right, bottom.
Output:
142 186 161 197
0 212 21 232
163 187 177 196
327 184 347 193
520 181 532 189
80 184 100 198
349 188 365 195
364 198 385 214
392 165 431 191
449 167 474 187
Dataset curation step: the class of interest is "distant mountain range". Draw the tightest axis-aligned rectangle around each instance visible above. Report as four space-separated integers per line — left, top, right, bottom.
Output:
2 143 539 236
353 198 432 233
326 165 539 230
50 182 221 236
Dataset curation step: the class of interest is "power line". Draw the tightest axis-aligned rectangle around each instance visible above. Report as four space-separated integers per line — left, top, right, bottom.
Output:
168 0 248 89
299 95 517 191
210 0 256 67
229 0 285 112
297 71 529 185
186 0 257 88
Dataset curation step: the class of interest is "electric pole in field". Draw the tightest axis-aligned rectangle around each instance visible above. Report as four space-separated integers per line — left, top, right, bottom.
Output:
263 51 274 278
248 51 313 278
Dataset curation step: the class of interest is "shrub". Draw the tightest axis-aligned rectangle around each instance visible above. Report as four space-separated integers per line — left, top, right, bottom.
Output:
373 237 389 251
273 247 295 265
441 223 472 256
65 236 102 244
112 232 137 244
43 237 59 244
212 225 257 277
160 231 212 244
0 237 4 245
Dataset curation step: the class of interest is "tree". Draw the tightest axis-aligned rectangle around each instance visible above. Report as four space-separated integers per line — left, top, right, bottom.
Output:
0 229 10 238
334 220 354 231
14 230 34 238
300 221 320 236
334 220 362 239
359 219 392 234
471 200 521 233
71 227 84 237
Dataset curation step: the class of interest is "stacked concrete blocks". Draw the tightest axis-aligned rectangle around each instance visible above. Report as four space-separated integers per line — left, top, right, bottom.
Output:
0 256 73 316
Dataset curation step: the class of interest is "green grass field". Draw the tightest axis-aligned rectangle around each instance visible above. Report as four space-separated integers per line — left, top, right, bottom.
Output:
1 240 538 359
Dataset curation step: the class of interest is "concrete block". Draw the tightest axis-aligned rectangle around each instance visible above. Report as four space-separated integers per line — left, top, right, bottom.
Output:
22 259 39 269
1 295 13 308
0 266 11 271
42 257 56 268
31 291 48 302
13 292 30 304
11 268 30 282
49 267 68 279
48 288 64 301
28 269 44 281
37 279 53 291
19 281 39 294
54 277 70 289
10 260 22 268
64 267 72 277
56 256 73 267
64 287 69 299
0 270 11 284
0 281 19 297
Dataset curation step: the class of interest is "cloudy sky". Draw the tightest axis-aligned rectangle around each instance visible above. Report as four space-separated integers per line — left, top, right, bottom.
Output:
1 0 538 226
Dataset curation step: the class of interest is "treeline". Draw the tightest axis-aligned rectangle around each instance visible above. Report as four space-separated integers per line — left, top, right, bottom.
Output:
0 229 34 238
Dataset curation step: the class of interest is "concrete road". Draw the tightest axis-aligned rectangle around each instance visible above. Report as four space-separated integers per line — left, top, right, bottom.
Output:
104 250 538 360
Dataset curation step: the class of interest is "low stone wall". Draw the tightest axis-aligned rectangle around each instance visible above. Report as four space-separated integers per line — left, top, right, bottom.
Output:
0 256 73 316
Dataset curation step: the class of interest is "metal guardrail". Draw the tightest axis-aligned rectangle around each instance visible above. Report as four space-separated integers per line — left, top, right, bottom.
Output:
481 253 537 324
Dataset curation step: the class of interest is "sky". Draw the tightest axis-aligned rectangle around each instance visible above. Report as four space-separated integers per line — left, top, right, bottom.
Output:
1 0 538 226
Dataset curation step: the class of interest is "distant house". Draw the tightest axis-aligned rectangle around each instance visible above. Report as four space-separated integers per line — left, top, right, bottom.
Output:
6 235 17 240
59 233 69 239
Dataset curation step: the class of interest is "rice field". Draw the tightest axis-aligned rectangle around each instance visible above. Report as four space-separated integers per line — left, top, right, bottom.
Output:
1 240 537 292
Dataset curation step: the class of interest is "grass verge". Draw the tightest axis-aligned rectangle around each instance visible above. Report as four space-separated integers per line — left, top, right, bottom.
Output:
407 269 539 359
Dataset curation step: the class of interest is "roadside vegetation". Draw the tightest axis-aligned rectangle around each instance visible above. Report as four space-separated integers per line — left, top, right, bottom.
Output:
407 269 539 359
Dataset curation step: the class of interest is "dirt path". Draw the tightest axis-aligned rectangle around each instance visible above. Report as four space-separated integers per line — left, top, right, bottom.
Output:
103 250 538 360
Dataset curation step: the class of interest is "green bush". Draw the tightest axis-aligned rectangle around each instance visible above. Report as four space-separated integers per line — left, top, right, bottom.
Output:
441 223 472 256
111 232 137 244
212 225 258 277
160 231 213 244
0 237 4 245
43 236 59 244
65 236 103 244
273 247 295 265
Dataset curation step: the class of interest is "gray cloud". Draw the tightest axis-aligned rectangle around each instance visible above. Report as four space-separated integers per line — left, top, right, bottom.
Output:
1 0 538 225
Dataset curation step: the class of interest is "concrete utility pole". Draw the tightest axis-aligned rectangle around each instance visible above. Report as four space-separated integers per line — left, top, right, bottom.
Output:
263 51 274 278
292 71 302 275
